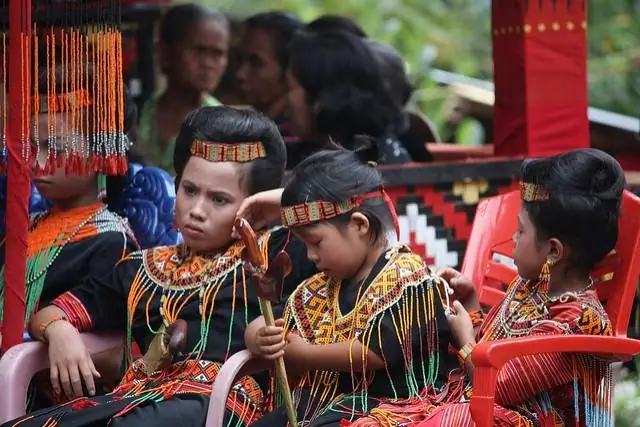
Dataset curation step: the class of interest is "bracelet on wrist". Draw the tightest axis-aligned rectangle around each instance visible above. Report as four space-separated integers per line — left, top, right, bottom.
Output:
39 315 68 341
457 342 476 366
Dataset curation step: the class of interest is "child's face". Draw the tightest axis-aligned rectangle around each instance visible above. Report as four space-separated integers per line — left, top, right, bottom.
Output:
512 206 548 281
30 113 98 202
163 19 229 93
293 218 370 281
174 157 247 253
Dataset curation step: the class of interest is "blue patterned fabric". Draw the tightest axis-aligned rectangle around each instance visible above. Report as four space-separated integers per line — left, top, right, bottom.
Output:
0 163 181 248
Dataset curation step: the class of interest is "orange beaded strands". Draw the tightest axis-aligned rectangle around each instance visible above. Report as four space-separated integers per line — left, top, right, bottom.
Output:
27 0 128 179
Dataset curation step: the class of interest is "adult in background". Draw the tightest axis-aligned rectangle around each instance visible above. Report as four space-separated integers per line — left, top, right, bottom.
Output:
235 11 303 163
137 3 229 175
285 29 412 166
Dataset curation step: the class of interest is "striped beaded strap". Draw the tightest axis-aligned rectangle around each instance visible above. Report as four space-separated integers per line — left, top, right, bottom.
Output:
520 181 549 202
190 139 267 163
280 187 401 238
457 342 475 366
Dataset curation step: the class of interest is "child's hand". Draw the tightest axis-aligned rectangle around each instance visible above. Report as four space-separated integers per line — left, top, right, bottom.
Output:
255 318 287 360
445 300 475 349
437 268 479 310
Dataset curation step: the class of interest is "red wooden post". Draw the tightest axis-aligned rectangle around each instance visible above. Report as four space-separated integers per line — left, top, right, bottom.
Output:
2 0 31 352
492 0 589 157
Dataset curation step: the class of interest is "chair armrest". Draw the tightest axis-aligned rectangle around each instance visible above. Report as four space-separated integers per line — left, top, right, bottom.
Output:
0 333 123 424
206 350 255 427
472 335 640 369
469 335 640 427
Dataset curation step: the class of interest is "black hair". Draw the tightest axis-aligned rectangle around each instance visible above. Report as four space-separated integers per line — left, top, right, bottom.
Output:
244 11 303 71
365 39 413 108
173 106 286 195
307 15 367 38
521 148 625 272
159 3 228 46
35 62 136 208
287 30 403 150
282 138 393 242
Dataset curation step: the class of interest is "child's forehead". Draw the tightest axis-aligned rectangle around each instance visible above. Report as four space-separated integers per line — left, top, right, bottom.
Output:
183 157 244 190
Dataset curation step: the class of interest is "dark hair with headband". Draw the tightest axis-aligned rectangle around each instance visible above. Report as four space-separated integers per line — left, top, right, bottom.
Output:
521 148 625 272
281 138 398 242
173 106 287 195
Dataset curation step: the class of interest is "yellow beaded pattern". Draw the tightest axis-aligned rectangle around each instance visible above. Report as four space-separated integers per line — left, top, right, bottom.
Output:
520 182 549 202
190 139 266 163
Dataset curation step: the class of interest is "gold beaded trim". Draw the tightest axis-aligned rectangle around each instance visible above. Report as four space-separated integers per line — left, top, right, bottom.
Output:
520 182 550 202
190 139 267 163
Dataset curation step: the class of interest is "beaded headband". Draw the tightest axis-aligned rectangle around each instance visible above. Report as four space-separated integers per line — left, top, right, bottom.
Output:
520 182 550 202
190 139 267 163
34 90 93 114
280 187 400 238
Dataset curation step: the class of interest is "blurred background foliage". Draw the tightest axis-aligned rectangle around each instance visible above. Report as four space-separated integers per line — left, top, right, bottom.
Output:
183 0 639 140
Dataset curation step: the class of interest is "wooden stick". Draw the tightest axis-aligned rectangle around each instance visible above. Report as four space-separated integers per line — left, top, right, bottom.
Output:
260 300 297 426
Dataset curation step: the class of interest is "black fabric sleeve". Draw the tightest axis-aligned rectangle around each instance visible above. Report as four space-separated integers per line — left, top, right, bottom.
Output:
266 227 317 319
51 254 141 333
361 279 450 370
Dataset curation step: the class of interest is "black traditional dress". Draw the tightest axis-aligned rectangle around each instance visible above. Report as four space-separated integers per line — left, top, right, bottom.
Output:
252 245 454 427
2 227 315 427
0 202 138 325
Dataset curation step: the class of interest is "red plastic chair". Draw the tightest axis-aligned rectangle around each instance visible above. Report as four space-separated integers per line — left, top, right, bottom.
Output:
460 189 640 427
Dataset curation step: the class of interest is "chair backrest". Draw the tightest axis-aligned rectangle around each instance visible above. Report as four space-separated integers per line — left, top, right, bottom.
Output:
0 163 180 248
461 190 640 337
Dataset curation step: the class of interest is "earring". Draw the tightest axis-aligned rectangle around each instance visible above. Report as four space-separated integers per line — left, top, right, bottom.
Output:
97 174 107 200
538 258 555 282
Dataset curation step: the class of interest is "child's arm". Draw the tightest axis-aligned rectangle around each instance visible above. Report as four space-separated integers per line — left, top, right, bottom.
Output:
245 316 384 375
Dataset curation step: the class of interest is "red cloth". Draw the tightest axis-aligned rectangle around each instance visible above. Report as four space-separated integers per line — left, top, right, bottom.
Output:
492 1 589 157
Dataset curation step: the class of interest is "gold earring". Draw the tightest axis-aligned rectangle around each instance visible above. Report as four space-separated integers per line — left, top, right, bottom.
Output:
539 258 555 282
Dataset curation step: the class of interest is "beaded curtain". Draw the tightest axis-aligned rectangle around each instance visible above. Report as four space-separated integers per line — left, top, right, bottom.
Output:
0 0 128 176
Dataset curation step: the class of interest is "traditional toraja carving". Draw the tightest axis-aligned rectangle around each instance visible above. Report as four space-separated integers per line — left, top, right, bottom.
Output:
190 139 266 163
0 1 128 176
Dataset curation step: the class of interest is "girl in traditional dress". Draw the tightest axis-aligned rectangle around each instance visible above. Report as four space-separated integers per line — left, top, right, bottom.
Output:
350 148 625 427
3 106 317 427
0 63 138 328
245 142 454 426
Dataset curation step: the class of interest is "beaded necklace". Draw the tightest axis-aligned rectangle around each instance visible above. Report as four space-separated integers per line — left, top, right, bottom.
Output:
0 202 107 324
485 277 595 341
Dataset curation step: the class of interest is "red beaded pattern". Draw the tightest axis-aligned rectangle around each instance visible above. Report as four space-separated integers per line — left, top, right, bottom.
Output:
520 181 549 202
190 139 266 163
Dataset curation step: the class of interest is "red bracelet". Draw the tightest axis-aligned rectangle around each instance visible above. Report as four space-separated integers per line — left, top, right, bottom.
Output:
39 315 68 339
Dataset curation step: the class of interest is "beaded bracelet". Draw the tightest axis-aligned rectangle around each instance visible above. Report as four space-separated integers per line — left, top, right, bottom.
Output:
457 342 476 366
39 315 68 340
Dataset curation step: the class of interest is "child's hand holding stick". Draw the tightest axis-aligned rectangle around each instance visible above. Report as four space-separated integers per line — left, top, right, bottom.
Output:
234 218 297 427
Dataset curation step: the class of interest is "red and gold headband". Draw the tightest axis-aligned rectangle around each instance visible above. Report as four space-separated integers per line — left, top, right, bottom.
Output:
34 90 93 114
520 182 550 202
280 187 400 238
190 139 267 163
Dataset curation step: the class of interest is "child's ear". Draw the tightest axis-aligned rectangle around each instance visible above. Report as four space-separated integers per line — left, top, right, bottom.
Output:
350 212 370 237
548 238 565 264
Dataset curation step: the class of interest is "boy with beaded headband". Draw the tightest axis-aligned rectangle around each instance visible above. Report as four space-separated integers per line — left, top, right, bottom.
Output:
4 106 317 427
347 148 624 427
245 142 454 427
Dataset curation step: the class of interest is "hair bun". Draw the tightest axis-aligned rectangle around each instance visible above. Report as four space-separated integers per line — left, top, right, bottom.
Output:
351 135 380 165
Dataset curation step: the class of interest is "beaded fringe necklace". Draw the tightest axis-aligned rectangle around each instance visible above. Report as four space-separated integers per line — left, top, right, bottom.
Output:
0 202 106 324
